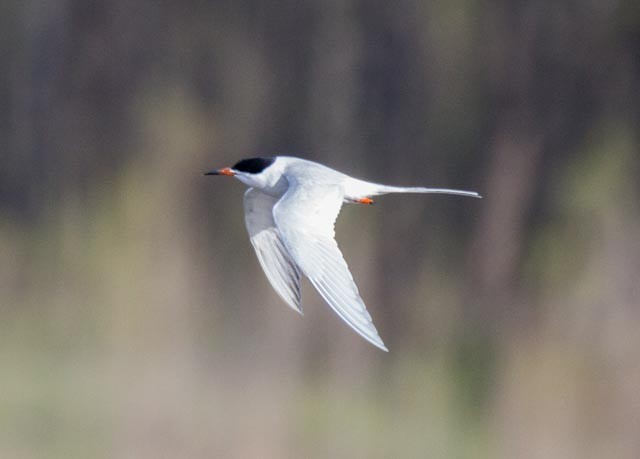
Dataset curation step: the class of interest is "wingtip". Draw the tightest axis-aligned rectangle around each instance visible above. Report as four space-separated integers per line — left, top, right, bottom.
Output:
370 336 389 352
285 301 304 316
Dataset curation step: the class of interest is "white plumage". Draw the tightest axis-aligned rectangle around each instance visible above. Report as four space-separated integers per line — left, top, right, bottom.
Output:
207 156 480 351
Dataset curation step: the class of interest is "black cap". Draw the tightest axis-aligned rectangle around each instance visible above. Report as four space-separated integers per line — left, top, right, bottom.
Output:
232 157 275 174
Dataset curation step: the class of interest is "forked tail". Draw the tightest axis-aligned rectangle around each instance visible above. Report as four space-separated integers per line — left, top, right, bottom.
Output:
375 185 482 199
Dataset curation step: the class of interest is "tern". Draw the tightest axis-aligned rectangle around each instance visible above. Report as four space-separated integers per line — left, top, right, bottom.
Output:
205 156 480 351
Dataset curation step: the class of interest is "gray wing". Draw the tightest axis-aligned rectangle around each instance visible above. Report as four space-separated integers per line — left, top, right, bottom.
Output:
272 179 388 351
244 188 302 314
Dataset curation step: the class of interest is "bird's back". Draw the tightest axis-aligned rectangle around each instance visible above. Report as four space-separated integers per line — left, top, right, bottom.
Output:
278 157 378 200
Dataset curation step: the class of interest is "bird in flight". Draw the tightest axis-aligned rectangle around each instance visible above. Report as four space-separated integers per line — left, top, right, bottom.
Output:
205 157 480 351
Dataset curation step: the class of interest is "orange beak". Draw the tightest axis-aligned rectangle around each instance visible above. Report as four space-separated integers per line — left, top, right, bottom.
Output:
204 167 235 176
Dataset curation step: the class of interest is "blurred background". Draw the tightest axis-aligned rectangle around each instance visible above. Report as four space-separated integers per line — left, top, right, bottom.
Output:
2 1 640 458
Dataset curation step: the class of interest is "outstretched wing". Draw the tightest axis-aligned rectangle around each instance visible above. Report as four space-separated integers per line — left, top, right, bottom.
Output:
273 178 388 351
244 188 302 314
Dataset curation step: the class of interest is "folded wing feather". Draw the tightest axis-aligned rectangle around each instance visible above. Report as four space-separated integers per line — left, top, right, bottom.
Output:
272 179 388 351
244 188 302 314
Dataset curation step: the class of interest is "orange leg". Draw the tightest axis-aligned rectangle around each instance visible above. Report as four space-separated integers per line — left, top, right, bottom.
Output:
355 197 375 205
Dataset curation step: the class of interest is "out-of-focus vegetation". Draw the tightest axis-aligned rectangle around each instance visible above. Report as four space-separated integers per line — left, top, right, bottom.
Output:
2 1 639 458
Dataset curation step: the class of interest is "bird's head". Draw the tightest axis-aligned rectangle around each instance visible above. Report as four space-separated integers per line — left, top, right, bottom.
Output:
205 157 281 189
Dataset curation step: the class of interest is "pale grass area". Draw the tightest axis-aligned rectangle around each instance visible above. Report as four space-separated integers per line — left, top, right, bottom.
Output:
2 88 639 459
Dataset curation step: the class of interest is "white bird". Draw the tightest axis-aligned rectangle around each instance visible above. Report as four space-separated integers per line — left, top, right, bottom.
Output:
205 156 480 351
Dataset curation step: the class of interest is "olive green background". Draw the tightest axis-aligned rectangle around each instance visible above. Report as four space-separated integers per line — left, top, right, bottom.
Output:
2 1 639 457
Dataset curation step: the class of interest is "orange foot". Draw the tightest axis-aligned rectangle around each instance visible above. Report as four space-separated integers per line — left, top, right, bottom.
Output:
356 197 375 205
